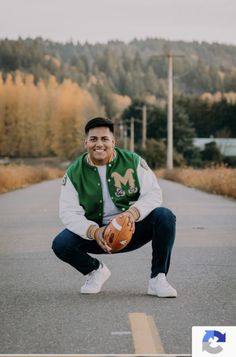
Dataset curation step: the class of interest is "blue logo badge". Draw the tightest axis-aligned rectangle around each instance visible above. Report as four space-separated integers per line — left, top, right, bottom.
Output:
202 330 226 354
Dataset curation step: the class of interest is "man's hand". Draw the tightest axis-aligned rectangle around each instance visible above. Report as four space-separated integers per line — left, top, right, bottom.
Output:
94 226 112 253
117 206 140 234
118 211 135 234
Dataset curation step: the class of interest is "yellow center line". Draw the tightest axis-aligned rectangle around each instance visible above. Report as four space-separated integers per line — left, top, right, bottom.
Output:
128 312 165 354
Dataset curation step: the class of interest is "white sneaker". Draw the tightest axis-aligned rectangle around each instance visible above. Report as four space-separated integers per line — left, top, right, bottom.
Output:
148 273 177 298
80 263 111 294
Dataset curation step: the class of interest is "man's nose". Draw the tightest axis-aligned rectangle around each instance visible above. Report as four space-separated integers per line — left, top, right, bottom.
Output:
95 139 104 146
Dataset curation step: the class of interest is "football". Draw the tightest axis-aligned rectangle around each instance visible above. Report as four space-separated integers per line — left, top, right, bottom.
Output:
104 215 133 252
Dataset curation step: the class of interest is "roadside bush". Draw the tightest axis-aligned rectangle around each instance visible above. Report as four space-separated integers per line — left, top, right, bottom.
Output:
183 146 203 167
201 141 222 164
223 156 236 168
173 150 186 167
137 139 186 168
137 139 166 169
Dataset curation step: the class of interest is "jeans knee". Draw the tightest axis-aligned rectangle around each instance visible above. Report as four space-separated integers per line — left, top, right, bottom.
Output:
52 235 62 256
52 232 70 259
157 207 175 220
152 207 176 230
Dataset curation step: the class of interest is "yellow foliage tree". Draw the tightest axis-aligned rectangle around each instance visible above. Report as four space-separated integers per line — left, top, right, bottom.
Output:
0 72 102 158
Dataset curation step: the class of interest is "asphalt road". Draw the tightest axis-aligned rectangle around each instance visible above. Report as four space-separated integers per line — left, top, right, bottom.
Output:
0 178 236 354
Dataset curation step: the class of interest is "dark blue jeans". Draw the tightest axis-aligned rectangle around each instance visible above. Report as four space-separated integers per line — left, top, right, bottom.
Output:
52 207 176 278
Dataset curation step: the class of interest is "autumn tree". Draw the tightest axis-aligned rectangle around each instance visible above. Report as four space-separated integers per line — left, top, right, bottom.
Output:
0 72 102 158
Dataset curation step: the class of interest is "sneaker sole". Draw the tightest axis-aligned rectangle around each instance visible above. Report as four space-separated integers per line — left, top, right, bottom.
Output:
147 287 177 298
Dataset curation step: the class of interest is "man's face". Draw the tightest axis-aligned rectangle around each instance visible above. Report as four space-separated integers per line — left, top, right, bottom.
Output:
85 126 115 165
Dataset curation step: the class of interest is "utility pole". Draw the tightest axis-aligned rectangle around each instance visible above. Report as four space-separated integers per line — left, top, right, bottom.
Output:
142 104 147 150
167 52 173 169
123 122 128 150
130 117 134 152
135 104 148 150
163 51 184 169
119 121 124 144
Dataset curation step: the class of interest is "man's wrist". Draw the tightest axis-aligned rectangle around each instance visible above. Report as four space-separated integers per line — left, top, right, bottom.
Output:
86 224 99 240
126 206 140 221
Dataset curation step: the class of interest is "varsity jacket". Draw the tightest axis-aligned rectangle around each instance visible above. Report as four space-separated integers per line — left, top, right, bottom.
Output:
59 147 162 239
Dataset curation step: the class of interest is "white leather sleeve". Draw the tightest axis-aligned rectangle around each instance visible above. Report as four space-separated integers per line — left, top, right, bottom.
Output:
59 174 99 239
130 159 163 221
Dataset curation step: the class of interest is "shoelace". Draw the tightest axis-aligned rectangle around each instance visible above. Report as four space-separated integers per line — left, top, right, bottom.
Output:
161 279 172 288
83 270 97 287
157 275 171 286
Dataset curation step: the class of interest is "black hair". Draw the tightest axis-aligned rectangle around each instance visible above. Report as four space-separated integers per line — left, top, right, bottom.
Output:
85 117 114 134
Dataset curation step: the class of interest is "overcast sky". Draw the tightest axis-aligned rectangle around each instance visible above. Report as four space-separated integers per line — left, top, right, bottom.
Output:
0 0 236 45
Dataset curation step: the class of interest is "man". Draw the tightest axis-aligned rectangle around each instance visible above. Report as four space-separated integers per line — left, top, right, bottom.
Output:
52 117 177 297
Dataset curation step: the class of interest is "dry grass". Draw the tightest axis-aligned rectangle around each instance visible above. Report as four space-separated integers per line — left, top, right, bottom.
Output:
0 164 64 193
2 164 236 199
156 166 236 199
